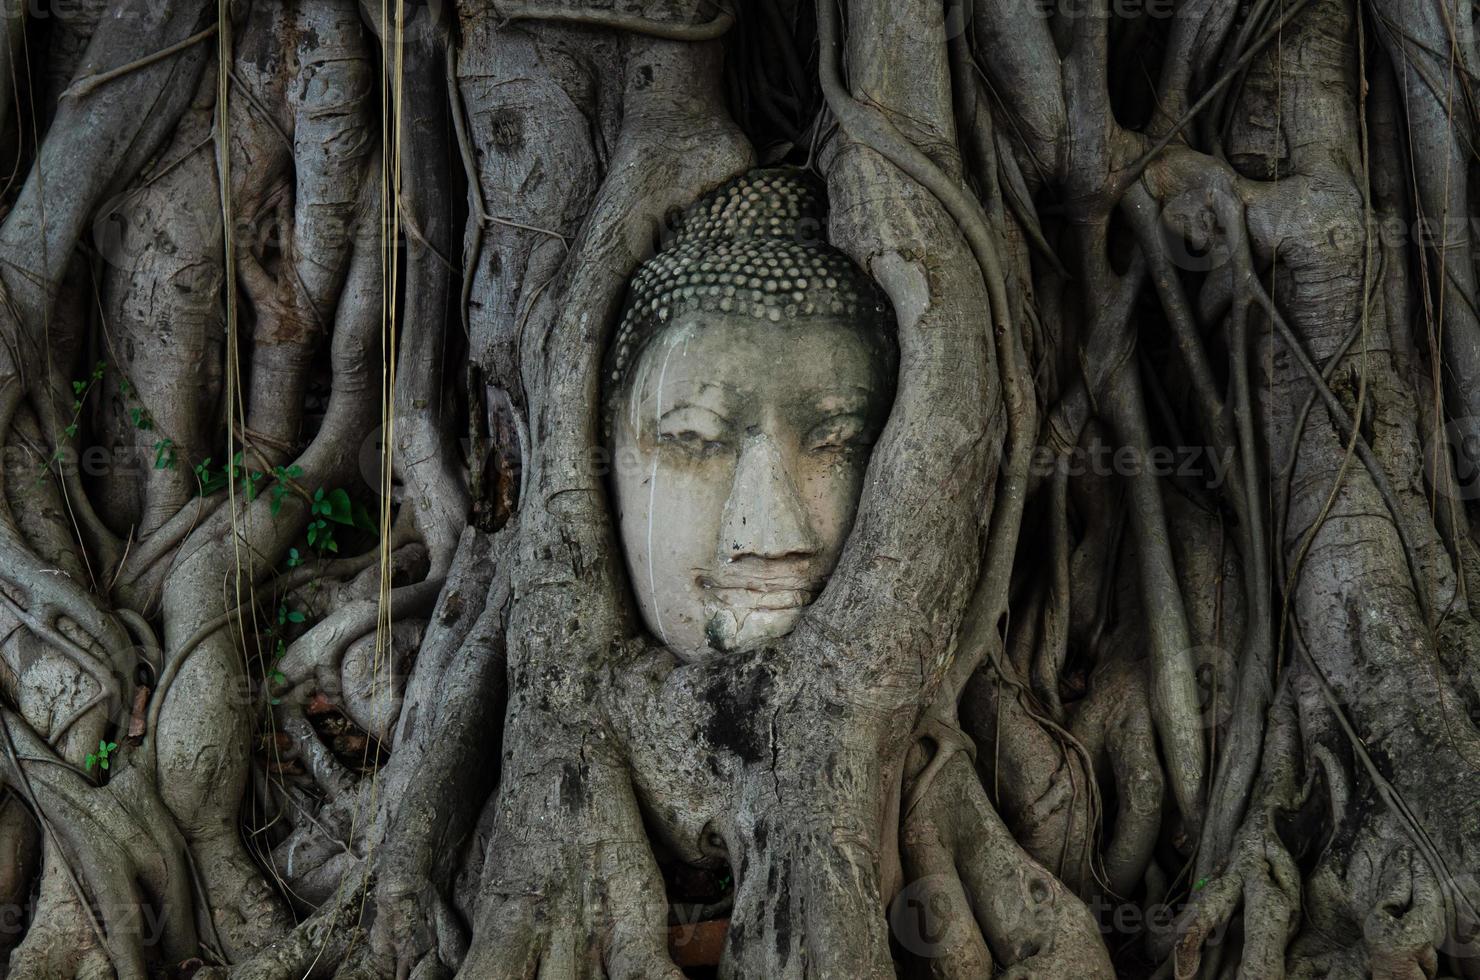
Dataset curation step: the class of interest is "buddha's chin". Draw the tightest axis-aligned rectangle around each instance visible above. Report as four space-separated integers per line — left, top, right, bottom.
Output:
703 602 807 654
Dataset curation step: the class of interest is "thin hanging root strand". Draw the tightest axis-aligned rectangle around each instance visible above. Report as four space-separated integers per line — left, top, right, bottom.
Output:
61 25 220 101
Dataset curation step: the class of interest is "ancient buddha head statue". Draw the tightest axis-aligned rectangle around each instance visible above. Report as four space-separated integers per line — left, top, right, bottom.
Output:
605 169 897 662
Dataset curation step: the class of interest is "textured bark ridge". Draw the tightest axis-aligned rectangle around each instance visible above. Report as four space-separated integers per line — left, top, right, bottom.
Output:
0 0 1476 978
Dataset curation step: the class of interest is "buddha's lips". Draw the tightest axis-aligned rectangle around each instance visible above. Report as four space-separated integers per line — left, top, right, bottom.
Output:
700 575 824 610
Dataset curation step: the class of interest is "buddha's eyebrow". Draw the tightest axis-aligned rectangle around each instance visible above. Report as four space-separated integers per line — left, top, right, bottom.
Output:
674 380 729 397
811 388 873 413
657 404 735 429
635 377 735 412
641 377 728 398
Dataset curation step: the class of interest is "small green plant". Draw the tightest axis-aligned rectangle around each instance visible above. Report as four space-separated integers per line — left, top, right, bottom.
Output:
31 362 106 485
270 464 303 515
264 604 308 706
153 438 176 470
226 452 264 501
259 482 375 712
84 740 118 772
70 362 105 402
193 457 227 496
269 638 287 686
59 361 107 443
307 487 355 553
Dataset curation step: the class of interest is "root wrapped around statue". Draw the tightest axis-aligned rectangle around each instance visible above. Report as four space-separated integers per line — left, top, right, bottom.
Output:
0 1 1477 978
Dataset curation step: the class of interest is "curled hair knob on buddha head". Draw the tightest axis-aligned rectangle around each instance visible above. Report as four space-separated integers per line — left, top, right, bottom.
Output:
604 168 896 433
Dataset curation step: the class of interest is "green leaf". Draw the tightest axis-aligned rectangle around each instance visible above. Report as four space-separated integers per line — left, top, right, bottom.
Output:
194 458 226 496
71 380 86 395
100 757 109 770
351 501 378 534
84 754 96 770
64 423 78 438
287 547 302 568
270 670 285 685
153 439 176 470
286 610 306 624
323 489 353 525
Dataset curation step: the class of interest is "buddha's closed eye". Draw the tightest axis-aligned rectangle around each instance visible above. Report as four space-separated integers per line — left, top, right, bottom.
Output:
807 413 870 453
658 405 733 458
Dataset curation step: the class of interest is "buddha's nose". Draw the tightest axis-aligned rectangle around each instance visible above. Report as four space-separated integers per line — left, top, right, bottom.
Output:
719 434 821 562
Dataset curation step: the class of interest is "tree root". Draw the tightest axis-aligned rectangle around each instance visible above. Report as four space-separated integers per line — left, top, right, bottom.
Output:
6 862 114 980
192 873 372 980
902 750 1114 978
0 715 204 980
1158 814 1300 980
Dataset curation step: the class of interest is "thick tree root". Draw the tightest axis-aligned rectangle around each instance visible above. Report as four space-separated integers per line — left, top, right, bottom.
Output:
904 751 1115 978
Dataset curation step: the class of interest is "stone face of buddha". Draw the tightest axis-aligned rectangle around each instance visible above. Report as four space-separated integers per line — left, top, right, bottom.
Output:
610 309 895 661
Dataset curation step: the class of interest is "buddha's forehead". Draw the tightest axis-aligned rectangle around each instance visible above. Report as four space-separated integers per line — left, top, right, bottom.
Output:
627 311 890 407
